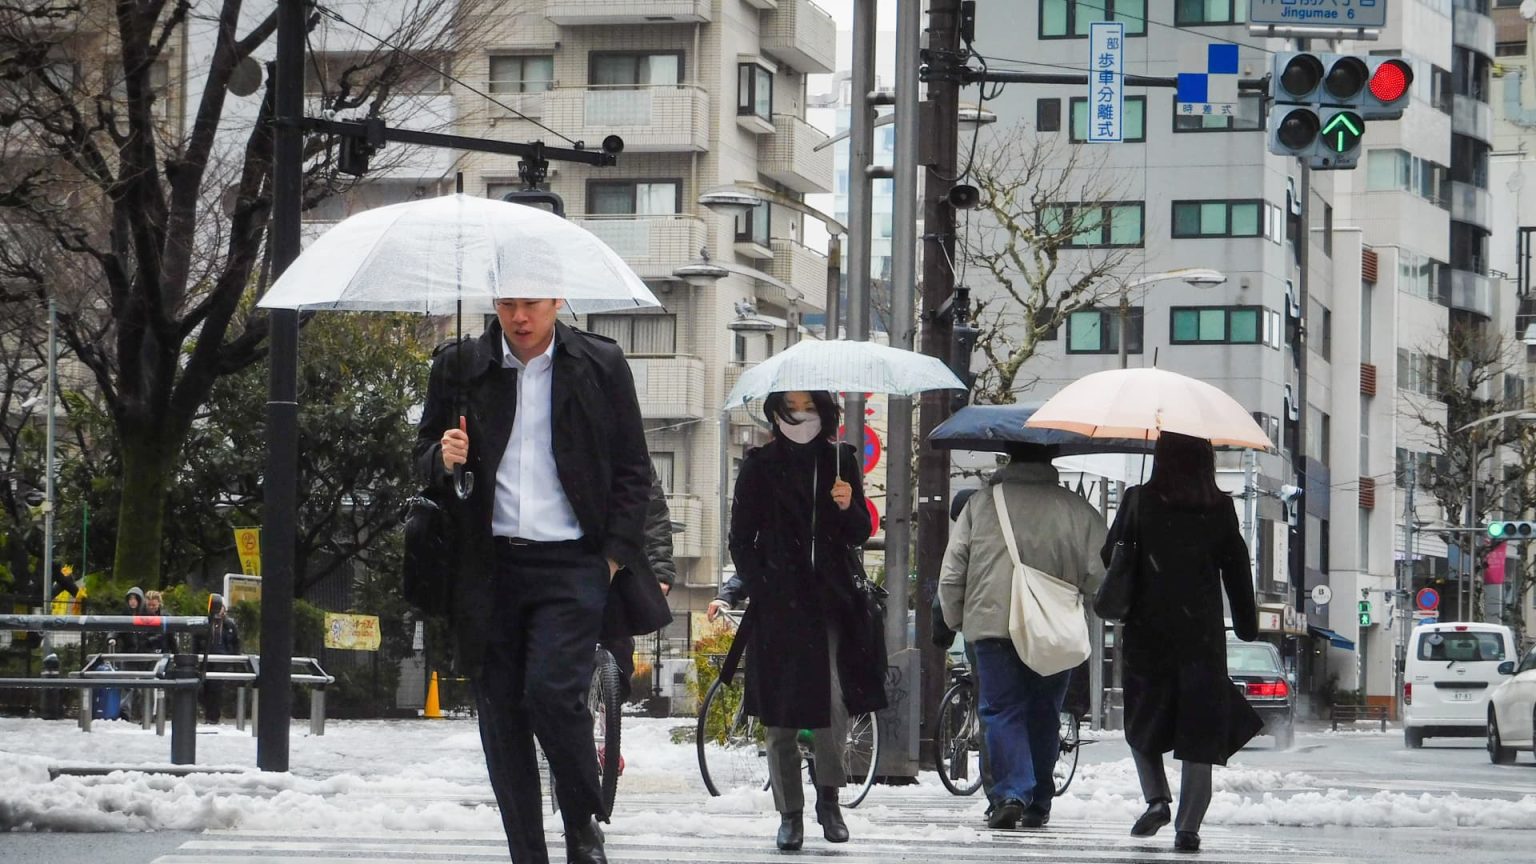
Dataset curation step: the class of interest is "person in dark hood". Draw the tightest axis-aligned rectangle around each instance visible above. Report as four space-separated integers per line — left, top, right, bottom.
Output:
194 594 241 723
116 587 147 653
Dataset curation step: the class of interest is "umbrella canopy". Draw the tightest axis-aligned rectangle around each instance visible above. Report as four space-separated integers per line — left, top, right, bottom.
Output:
929 403 1153 455
256 194 660 314
1025 368 1274 451
723 339 965 411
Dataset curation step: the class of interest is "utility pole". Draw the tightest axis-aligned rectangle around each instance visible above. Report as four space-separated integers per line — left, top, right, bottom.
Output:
261 0 305 773
844 0 877 455
915 0 964 760
1289 39 1313 704
41 298 57 656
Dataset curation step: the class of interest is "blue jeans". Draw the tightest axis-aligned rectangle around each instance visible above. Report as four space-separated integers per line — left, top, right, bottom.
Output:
972 638 1070 811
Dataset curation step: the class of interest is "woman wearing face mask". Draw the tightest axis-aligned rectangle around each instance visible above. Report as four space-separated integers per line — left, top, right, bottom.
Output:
707 390 875 851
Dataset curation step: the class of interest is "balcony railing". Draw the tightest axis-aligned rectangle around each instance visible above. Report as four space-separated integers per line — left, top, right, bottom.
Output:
665 494 707 559
1453 6 1496 56
573 214 707 281
544 85 710 153
1449 268 1496 318
765 239 829 312
1453 94 1493 144
1448 180 1492 231
545 0 712 25
760 114 833 194
629 355 706 420
761 0 837 75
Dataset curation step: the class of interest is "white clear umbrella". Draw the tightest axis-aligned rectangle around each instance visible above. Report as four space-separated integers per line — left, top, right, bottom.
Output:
1025 367 1274 451
723 339 965 410
256 193 660 315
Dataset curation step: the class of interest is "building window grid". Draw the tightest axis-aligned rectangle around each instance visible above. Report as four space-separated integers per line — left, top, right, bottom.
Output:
1040 0 1148 38
1070 95 1146 142
737 63 772 120
1067 307 1144 354
488 55 553 94
734 202 771 248
1041 201 1146 248
1170 199 1264 238
1037 98 1062 132
1174 0 1247 26
586 313 678 355
1170 305 1266 345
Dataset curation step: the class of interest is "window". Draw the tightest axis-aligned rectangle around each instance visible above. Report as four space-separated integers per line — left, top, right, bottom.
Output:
1169 306 1264 344
1310 301 1332 360
1040 202 1144 247
587 180 680 215
586 313 677 355
1396 348 1443 398
1397 250 1449 304
489 55 553 94
1067 308 1143 354
590 51 683 88
1037 98 1062 132
1070 95 1145 141
107 58 170 116
1170 200 1263 238
651 452 676 494
1040 0 1147 38
1417 631 1506 662
1365 148 1446 205
1175 0 1246 25
1306 407 1331 466
735 201 770 247
1173 93 1264 131
737 63 772 119
1497 41 1527 57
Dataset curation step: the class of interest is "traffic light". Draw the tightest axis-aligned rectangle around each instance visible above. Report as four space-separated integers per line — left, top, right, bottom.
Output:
1487 521 1536 540
1357 599 1372 627
1267 53 1413 170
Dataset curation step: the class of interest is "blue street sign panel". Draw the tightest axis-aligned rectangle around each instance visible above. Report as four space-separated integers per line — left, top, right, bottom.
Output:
1416 587 1439 611
1177 43 1240 118
1088 22 1124 143
1249 0 1387 29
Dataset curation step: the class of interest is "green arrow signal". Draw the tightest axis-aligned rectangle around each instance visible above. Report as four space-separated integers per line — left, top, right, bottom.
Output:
1320 112 1363 153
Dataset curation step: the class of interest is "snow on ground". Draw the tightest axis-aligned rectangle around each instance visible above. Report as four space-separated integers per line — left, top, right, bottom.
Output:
2 715 1534 835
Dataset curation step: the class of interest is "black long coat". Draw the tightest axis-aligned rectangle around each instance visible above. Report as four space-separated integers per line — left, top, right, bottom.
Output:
719 437 883 729
1101 485 1262 765
412 321 670 676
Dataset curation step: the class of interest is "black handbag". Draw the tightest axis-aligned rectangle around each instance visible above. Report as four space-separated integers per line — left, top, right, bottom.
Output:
1093 487 1139 622
402 486 453 617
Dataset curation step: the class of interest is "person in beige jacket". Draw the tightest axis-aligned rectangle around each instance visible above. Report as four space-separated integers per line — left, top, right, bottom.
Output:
939 444 1107 829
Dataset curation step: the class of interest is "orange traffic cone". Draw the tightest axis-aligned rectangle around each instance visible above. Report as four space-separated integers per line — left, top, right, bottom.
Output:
424 671 443 719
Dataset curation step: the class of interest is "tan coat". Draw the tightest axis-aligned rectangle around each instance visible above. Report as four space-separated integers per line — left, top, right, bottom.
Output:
939 462 1108 642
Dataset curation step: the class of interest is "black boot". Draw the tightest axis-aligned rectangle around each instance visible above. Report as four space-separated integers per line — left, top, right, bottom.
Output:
815 786 849 843
565 818 608 864
777 810 804 851
1130 799 1171 837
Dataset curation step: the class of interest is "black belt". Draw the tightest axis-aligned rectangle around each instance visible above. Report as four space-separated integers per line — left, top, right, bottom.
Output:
494 536 587 550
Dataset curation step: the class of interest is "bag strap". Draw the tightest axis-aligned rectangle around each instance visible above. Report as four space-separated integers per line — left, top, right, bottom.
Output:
992 484 1024 569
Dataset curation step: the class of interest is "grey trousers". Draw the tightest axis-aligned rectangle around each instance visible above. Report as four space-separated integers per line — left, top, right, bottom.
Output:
1131 747 1212 834
765 631 848 814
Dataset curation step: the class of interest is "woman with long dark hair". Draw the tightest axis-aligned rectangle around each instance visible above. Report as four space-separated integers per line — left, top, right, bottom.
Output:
1100 431 1261 853
707 390 886 851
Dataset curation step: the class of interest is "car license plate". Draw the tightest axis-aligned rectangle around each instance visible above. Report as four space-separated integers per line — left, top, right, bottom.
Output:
1449 689 1476 702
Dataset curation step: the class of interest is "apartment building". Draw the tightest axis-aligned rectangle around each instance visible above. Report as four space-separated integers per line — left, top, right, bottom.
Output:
454 1 838 645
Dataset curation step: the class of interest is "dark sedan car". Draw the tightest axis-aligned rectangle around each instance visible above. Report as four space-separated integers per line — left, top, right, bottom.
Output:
1227 639 1296 749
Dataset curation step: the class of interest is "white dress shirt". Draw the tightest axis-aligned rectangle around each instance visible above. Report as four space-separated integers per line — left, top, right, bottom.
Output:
492 336 584 541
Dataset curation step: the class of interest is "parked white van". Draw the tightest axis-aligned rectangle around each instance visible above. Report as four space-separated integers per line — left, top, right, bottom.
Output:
1403 622 1517 748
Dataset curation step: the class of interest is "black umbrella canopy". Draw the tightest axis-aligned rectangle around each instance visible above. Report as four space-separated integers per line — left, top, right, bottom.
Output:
928 403 1154 456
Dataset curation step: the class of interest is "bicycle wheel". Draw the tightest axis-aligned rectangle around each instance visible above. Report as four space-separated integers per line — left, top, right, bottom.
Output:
843 710 880 807
1053 711 1080 796
934 679 983 796
590 647 623 817
696 675 769 796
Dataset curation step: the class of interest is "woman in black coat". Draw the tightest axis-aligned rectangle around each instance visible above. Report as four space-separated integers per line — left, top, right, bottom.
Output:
708 390 882 851
1100 432 1262 853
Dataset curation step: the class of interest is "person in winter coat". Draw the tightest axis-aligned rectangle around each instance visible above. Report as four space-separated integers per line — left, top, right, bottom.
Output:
707 390 883 851
602 468 677 702
142 591 171 654
939 443 1106 830
116 587 147 653
1100 431 1261 854
194 594 241 723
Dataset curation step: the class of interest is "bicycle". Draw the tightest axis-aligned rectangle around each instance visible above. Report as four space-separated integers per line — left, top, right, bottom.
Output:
933 662 1084 797
547 645 624 817
695 614 881 807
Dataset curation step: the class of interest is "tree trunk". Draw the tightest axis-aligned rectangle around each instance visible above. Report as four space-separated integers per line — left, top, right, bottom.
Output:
112 429 180 588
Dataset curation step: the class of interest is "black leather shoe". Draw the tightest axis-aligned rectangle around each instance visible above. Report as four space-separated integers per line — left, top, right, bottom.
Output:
815 787 849 843
565 818 607 864
986 798 1025 829
1174 830 1201 852
776 811 804 851
1018 807 1050 828
1130 800 1171 837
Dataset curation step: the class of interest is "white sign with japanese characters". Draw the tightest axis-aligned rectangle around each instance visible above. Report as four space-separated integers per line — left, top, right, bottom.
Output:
1087 22 1124 144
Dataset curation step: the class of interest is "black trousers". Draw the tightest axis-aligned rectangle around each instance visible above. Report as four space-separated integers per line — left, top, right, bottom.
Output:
200 681 224 724
475 540 608 864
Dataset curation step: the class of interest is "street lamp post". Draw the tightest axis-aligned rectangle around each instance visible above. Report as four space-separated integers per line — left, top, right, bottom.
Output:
1452 409 1536 620
41 298 58 655
1115 268 1228 371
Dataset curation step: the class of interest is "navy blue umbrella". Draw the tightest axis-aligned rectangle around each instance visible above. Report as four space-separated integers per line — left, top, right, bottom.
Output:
928 403 1153 455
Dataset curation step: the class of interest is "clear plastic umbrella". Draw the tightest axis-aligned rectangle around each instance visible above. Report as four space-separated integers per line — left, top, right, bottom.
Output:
723 339 965 411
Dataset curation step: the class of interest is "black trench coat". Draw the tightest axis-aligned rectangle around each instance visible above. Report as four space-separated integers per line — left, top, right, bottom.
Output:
1101 485 1263 765
718 437 885 730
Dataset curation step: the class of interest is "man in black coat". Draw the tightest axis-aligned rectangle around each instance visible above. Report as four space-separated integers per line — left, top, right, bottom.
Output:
194 594 241 724
416 301 664 864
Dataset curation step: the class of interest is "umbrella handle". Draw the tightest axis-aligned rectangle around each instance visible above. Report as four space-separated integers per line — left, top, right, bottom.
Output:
454 466 475 500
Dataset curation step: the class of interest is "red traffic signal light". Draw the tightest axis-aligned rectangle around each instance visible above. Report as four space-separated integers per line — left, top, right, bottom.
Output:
1369 59 1412 104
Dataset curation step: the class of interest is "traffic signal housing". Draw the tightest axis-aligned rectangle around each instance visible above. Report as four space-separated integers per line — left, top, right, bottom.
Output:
1267 53 1413 170
1357 599 1372 627
1487 521 1536 540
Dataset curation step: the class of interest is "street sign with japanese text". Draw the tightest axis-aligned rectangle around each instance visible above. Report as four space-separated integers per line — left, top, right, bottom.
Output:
1250 0 1387 29
1087 22 1124 143
1177 43 1240 118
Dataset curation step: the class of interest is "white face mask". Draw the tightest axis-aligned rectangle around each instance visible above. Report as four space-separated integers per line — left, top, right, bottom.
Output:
777 411 823 444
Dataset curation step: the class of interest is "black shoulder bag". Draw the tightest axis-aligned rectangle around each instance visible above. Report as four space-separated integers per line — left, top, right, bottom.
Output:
1093 486 1140 622
402 484 454 617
